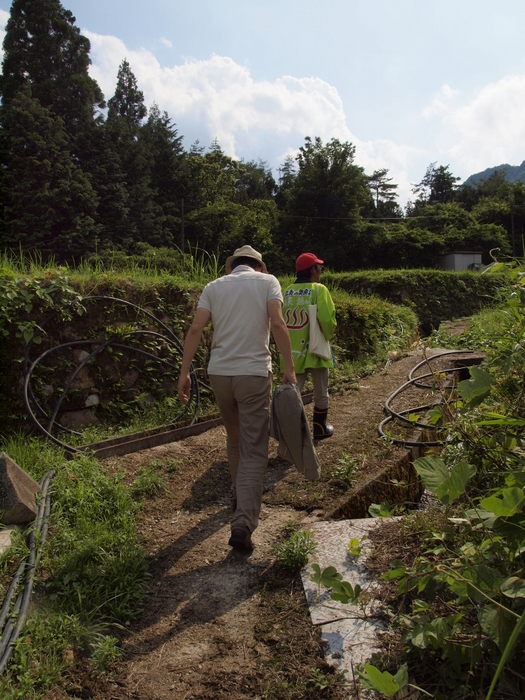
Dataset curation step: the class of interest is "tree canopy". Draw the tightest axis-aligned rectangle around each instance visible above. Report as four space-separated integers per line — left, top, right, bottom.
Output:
0 0 522 268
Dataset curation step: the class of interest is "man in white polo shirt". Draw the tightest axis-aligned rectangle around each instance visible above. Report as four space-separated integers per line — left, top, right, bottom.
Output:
177 245 296 554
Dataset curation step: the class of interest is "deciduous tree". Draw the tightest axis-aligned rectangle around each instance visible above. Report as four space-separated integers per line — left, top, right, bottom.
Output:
276 136 370 268
410 163 460 210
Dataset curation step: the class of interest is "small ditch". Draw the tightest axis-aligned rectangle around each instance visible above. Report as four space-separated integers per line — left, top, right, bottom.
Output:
326 350 484 520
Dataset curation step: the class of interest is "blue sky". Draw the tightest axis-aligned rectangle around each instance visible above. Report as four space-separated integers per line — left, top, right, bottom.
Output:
2 0 525 205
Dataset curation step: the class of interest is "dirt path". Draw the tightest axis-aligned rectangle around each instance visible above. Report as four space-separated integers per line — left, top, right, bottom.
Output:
85 348 455 700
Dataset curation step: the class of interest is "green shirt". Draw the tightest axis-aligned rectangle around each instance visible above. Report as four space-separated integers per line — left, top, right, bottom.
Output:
282 282 336 373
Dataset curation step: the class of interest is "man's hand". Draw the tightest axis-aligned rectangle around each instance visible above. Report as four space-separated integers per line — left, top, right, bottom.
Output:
177 373 191 404
282 369 297 385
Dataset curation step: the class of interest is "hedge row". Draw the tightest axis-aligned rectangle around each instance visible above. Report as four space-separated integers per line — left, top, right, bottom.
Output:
325 269 508 334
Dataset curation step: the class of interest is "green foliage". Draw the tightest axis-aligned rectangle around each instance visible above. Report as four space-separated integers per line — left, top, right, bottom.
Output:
368 502 395 518
330 287 418 360
0 272 85 430
347 537 362 557
275 136 372 269
359 663 409 698
331 453 359 487
83 242 222 284
274 529 316 570
414 455 476 505
0 526 29 599
89 634 123 675
0 269 84 343
310 564 361 604
367 261 525 698
411 163 461 206
0 610 125 697
2 89 100 259
46 456 148 622
1 0 103 259
0 611 85 699
0 435 148 696
305 666 340 691
429 306 510 350
1 0 104 134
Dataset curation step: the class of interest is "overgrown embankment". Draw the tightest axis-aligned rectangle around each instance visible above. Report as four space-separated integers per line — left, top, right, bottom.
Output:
0 267 421 435
1 265 508 439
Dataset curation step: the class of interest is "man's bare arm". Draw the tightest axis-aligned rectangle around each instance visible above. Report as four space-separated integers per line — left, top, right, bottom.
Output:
177 307 211 403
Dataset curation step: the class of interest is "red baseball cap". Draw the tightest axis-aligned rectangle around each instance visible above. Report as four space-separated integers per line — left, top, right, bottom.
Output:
295 252 324 272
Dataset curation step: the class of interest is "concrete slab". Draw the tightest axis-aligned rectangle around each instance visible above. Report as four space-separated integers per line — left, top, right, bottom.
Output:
301 517 400 674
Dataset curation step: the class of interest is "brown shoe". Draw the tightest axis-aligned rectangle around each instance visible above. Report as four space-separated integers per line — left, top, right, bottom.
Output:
228 527 253 553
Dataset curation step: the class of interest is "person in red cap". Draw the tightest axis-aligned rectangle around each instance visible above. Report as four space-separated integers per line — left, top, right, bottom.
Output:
282 252 336 439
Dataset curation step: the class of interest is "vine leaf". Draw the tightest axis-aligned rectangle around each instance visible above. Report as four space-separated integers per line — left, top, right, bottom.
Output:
500 576 525 599
414 456 476 504
359 663 408 697
481 488 525 517
478 605 514 650
457 366 493 407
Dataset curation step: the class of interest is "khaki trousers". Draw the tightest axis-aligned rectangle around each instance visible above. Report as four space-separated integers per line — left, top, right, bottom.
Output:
296 367 330 410
209 374 272 533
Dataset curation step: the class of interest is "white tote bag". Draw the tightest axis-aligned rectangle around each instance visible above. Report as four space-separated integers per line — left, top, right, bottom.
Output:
308 301 331 360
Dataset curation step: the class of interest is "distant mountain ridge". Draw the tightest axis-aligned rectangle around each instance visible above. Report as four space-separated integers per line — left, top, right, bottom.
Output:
464 160 525 186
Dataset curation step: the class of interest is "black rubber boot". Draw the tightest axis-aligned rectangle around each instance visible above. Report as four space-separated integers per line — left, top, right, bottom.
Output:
313 407 334 440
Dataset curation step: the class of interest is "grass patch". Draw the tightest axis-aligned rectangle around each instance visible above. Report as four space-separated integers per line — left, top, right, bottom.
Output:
131 465 165 498
274 526 316 571
0 435 148 696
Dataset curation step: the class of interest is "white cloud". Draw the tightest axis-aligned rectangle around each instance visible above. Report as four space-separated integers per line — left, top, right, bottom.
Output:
159 37 173 48
422 75 525 183
86 30 417 200
445 75 525 173
87 31 357 158
10 18 525 207
422 83 459 118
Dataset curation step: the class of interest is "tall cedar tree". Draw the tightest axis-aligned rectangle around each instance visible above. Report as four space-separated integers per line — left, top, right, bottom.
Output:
140 104 186 247
2 88 99 257
0 0 104 257
1 0 104 145
106 59 160 248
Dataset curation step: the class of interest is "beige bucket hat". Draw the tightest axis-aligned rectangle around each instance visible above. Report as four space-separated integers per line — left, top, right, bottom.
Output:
225 244 268 273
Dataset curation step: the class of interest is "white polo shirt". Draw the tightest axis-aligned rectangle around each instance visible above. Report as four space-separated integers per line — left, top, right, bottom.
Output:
197 265 283 376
